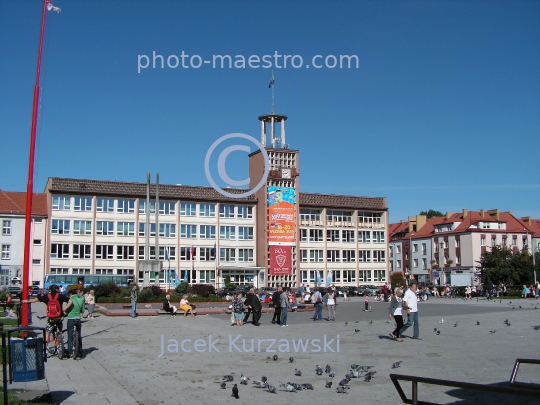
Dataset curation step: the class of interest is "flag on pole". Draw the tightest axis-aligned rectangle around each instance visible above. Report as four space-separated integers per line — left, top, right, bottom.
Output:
47 2 62 13
183 269 188 283
268 75 274 88
190 245 194 260
316 270 322 287
326 270 333 287
212 242 216 259
165 247 170 262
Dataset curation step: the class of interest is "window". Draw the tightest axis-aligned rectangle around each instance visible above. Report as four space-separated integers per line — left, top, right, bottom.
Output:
359 270 372 282
96 221 114 236
491 237 497 247
389 246 393 258
512 236 517 246
96 198 115 212
32 259 41 265
1 245 11 259
72 244 91 259
180 224 197 239
359 250 371 262
199 247 216 261
422 243 427 254
51 219 70 235
117 199 135 214
396 260 401 268
300 209 321 221
200 225 216 239
300 249 308 262
138 246 157 260
199 270 216 284
373 250 386 263
300 229 308 242
413 243 418 253
95 245 114 260
220 248 235 262
502 236 507 246
358 211 382 223
138 223 156 237
158 246 175 260
72 268 91 274
326 210 352 222
220 204 235 218
455 256 461 265
159 201 176 215
374 270 386 282
138 200 156 214
481 236 486 246
327 250 341 263
72 220 92 236
117 246 135 260
310 229 323 242
444 240 449 249
309 250 324 262
396 245 401 254
238 227 254 240
413 258 418 268
50 243 69 259
96 268 113 275
116 269 134 275
74 196 92 211
159 223 176 238
181 202 197 216
238 248 254 262
50 268 69 275
342 270 356 283
358 231 371 243
327 230 340 242
2 220 11 236
342 249 356 263
199 203 215 217
117 222 135 236
34 218 43 223
237 205 253 219
180 247 196 261
422 258 427 269
220 226 236 240
373 231 385 243
52 196 71 210
342 230 355 243
33 239 42 245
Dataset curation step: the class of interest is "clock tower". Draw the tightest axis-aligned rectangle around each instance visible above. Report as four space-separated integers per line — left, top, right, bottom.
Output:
249 113 300 288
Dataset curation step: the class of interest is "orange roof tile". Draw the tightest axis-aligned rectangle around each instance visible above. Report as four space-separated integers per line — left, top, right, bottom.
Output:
0 190 47 216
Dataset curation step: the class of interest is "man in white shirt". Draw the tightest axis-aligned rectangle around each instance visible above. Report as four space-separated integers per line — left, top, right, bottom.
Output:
399 280 421 340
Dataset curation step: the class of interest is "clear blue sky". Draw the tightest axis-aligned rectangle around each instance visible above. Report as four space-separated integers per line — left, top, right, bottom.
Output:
1 0 539 222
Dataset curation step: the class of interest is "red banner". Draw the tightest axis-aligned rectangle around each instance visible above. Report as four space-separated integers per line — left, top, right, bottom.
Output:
269 246 292 275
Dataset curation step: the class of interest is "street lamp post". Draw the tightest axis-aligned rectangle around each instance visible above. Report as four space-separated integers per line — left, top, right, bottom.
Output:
525 229 537 285
409 233 414 285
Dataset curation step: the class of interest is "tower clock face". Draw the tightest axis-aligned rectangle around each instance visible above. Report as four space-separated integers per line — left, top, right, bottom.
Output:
282 168 291 179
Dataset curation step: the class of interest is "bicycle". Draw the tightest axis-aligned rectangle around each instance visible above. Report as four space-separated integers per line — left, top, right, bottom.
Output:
37 315 66 359
67 318 83 360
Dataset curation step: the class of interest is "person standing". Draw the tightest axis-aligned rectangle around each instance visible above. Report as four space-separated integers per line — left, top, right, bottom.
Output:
63 290 85 359
251 290 262 326
486 280 493 300
243 288 255 324
271 286 283 325
364 294 370 311
325 287 336 321
400 281 421 340
312 288 323 321
280 289 291 327
232 292 244 327
130 284 138 318
388 287 404 342
85 290 95 318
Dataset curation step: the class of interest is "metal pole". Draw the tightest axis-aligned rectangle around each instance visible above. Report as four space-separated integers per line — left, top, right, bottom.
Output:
22 0 50 326
2 332 7 405
145 173 150 259
155 174 160 285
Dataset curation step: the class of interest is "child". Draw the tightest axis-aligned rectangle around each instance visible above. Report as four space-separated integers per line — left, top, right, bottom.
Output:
364 295 369 311
343 291 348 301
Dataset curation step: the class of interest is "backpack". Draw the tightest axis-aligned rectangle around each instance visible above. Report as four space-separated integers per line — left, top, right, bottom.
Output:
47 292 62 319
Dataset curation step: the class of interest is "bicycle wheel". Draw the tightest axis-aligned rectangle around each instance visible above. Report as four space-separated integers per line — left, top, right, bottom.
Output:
57 331 65 360
73 329 80 360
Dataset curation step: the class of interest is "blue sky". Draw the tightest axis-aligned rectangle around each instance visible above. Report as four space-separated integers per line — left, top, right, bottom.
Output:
1 0 539 222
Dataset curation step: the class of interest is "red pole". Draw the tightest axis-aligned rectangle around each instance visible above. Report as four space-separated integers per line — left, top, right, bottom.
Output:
22 0 50 326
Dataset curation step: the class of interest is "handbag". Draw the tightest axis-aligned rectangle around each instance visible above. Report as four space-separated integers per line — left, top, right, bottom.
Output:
191 304 196 310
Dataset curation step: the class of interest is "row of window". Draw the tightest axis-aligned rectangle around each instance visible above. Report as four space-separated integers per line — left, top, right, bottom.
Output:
50 244 254 262
301 229 385 243
52 196 253 218
299 269 386 283
299 210 384 223
51 220 254 240
299 249 386 263
50 268 135 275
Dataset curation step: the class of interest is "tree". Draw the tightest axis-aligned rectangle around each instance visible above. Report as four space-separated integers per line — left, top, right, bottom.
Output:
477 246 534 285
224 275 236 288
419 209 444 218
390 272 406 290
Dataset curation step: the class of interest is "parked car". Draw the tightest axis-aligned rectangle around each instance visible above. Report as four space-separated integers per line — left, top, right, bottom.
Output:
8 285 22 299
29 285 41 297
347 287 363 297
358 285 379 296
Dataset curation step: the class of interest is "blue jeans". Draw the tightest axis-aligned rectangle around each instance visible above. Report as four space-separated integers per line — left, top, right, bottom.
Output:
131 299 137 317
280 308 288 325
400 311 419 338
67 318 82 357
314 303 323 320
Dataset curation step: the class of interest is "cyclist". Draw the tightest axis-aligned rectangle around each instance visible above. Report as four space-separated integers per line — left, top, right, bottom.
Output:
23 284 69 348
63 289 84 359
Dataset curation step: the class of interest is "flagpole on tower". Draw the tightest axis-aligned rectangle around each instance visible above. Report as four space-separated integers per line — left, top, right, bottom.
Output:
269 69 275 114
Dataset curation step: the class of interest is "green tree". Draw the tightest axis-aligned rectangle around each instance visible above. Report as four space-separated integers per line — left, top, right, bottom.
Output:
390 272 406 290
224 275 236 288
478 246 534 285
419 209 444 218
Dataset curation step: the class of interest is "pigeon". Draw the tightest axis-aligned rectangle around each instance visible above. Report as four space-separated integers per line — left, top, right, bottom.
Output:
392 361 403 369
289 356 294 363
436 330 441 335
509 302 512 304
329 371 336 378
500 300 502 303
354 329 361 333
223 375 234 382
289 382 303 391
351 369 360 378
358 365 374 371
512 307 515 310
325 380 333 388
336 386 349 393
439 318 444 324
476 321 480 326
273 355 278 361
325 364 332 373
281 383 297 393
532 325 540 330
316 365 323 375
351 364 360 370
355 320 360 323
301 383 314 390
266 384 277 394
434 328 438 332
364 371 377 382
345 322 348 326
294 368 302 376
477 298 479 302
253 381 267 388
519 305 522 309
220 382 227 389
240 374 249 385
489 330 496 334
232 383 239 399
261 376 268 383
339 378 351 386
369 320 373 325
345 372 354 379
505 322 511 326
454 322 458 327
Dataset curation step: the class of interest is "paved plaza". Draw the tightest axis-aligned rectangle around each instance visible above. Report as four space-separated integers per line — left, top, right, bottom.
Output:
11 297 540 404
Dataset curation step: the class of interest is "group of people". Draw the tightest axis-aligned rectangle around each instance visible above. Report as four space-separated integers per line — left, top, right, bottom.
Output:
388 280 422 342
522 284 539 299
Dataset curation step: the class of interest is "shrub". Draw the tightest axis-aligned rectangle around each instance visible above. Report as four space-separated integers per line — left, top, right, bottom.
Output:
137 288 155 303
190 284 215 297
92 282 122 300
391 272 406 290
175 282 190 295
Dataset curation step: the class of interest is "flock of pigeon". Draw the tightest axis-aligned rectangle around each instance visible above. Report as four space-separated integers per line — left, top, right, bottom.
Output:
220 355 402 397
433 313 540 336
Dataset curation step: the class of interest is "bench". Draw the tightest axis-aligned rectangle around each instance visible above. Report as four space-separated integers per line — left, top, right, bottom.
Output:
0 302 15 311
390 358 540 405
158 308 197 316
